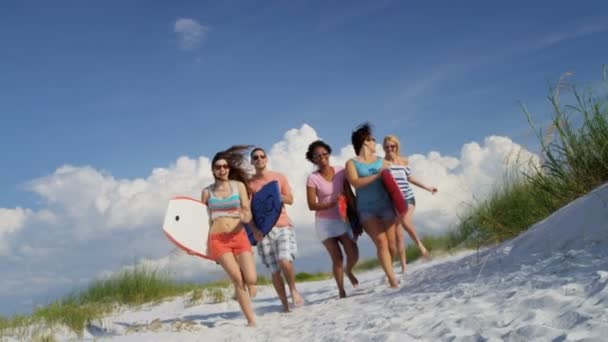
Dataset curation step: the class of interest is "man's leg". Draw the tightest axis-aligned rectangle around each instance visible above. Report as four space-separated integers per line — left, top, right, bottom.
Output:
259 228 290 312
271 270 290 312
276 228 303 306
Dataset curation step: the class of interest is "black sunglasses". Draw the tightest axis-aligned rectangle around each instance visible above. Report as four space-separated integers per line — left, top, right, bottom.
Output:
313 152 329 160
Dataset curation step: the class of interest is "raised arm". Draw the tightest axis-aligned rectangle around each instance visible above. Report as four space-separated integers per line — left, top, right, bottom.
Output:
408 176 437 194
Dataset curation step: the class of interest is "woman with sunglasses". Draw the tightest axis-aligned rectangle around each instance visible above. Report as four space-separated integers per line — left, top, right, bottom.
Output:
345 123 399 288
201 145 258 327
383 135 436 273
305 140 360 298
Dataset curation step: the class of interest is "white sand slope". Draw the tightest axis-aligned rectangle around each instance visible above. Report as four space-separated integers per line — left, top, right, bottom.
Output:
58 184 608 341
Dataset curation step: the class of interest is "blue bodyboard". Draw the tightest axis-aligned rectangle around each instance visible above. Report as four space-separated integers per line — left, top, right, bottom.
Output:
244 180 283 245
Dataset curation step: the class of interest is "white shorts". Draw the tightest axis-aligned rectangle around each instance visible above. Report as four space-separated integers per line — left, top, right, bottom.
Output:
315 218 349 242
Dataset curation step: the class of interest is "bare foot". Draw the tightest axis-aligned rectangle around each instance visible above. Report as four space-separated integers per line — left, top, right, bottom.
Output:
419 244 430 259
339 289 346 298
282 304 290 313
247 321 256 328
388 277 399 289
248 285 257 298
400 266 407 274
292 290 304 307
346 272 359 288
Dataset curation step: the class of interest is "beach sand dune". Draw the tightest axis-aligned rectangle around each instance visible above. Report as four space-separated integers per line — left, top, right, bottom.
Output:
48 184 608 341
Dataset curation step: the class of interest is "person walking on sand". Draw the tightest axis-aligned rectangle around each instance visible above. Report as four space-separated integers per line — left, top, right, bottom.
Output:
249 147 304 312
201 145 258 327
345 123 400 289
305 140 360 298
383 135 437 273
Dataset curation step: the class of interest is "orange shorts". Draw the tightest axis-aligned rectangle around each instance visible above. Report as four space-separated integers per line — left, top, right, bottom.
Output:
209 229 252 260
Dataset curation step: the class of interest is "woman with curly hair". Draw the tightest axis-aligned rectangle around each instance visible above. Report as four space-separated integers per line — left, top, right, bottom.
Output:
305 140 360 298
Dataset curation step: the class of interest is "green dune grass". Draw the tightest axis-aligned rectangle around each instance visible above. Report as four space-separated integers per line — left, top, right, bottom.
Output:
454 67 608 248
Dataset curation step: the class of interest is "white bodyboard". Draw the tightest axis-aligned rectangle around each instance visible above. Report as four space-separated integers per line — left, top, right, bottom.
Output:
162 196 212 260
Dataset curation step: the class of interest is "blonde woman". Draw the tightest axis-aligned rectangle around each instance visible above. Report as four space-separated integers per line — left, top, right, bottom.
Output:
383 135 436 273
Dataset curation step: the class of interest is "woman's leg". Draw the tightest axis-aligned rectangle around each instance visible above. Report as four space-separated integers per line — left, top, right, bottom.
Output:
337 233 359 287
235 251 258 298
363 217 398 288
383 217 399 280
400 205 429 257
217 253 256 326
395 221 407 273
322 237 346 298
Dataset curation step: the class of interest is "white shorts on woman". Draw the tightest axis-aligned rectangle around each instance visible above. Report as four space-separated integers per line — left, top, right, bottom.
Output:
315 217 350 242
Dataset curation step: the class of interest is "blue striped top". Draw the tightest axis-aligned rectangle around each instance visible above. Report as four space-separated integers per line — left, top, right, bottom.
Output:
388 164 415 200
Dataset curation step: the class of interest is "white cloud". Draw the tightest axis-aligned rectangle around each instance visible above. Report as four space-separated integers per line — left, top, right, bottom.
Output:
20 125 538 252
27 157 215 237
259 127 539 239
0 207 30 255
0 207 59 256
0 124 540 315
405 136 539 234
174 18 208 51
0 207 28 235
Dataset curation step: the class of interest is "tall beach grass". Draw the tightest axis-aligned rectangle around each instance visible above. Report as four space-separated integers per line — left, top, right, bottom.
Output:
454 68 608 246
0 267 231 339
0 266 356 339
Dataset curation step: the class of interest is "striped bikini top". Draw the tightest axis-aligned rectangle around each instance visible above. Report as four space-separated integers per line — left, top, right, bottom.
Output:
206 181 241 220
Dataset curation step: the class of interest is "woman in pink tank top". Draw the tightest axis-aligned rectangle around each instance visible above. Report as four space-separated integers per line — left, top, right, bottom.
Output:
305 140 360 298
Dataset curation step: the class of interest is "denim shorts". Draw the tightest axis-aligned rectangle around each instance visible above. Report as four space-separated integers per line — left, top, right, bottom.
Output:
358 206 396 223
406 197 416 207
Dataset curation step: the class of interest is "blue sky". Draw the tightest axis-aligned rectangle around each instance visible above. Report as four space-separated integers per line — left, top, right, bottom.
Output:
2 0 606 207
0 0 607 315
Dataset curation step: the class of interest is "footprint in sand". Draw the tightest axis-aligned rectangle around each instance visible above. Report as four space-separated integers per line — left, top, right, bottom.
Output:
212 320 243 328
